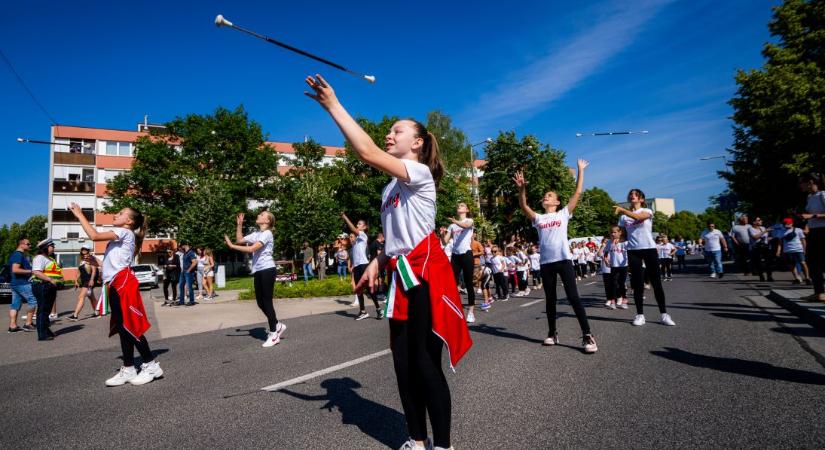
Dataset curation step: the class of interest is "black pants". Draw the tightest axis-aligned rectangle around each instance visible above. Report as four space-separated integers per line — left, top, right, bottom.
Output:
602 273 614 300
517 271 527 291
253 267 279 330
609 267 628 299
577 263 587 278
389 281 451 448
109 285 153 367
353 264 379 311
660 258 673 278
735 242 751 274
451 251 475 306
493 272 507 299
808 228 824 295
32 283 56 340
676 254 686 270
539 260 591 336
531 269 541 286
628 249 667 315
163 272 178 302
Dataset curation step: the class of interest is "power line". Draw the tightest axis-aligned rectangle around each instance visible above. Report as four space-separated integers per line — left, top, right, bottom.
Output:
0 47 59 125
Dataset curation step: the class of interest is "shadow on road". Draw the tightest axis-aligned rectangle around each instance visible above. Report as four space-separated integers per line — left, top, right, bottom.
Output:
226 327 268 342
54 324 84 336
279 377 406 448
651 347 825 385
469 323 545 345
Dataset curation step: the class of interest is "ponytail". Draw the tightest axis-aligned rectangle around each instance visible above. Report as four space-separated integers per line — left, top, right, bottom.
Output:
409 120 444 187
127 208 146 257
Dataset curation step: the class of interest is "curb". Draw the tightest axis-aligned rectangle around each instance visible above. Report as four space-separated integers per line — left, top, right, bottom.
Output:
767 288 825 330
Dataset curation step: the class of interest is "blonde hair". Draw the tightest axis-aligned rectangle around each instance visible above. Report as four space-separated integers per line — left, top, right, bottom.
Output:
260 211 275 230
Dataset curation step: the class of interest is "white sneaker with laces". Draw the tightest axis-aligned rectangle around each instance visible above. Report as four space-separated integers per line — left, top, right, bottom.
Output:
632 314 646 326
619 298 629 309
263 322 287 347
355 311 370 321
605 300 612 307
660 313 676 326
49 313 58 321
583 334 598 353
398 438 427 450
466 312 475 323
129 360 164 385
542 333 559 346
106 366 137 386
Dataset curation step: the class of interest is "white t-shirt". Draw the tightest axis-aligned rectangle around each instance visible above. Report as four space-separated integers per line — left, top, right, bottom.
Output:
492 255 506 274
244 230 275 273
528 253 540 271
516 252 529 271
781 227 805 253
657 243 675 259
806 191 825 229
32 255 50 272
352 231 369 266
701 229 726 252
381 160 436 257
606 240 628 268
103 227 135 283
447 219 474 254
533 207 573 264
619 208 656 250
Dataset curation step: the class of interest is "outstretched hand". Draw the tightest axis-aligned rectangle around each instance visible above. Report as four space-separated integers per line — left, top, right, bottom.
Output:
613 205 626 215
577 158 590 171
69 202 83 218
304 74 340 110
223 235 234 248
513 171 527 189
236 213 245 227
354 259 380 294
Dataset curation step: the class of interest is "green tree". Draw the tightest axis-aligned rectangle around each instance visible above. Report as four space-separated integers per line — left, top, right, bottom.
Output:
666 210 704 240
0 215 47 263
652 211 671 235
725 0 825 218
106 106 279 237
570 187 616 237
176 179 236 250
479 132 574 242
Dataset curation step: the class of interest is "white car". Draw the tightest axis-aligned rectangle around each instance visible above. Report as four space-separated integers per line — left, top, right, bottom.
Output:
132 264 161 288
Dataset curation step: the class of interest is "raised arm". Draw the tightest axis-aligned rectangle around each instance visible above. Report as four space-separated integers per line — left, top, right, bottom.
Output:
448 217 473 229
70 203 117 242
566 159 588 213
224 235 263 254
305 74 409 180
235 213 246 245
512 171 537 221
613 205 652 222
340 212 359 234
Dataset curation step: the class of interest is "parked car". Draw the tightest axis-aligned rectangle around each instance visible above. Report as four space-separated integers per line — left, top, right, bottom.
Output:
0 264 11 305
132 264 161 288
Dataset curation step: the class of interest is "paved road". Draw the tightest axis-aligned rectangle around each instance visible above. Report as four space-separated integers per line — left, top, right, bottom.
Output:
2 258 825 449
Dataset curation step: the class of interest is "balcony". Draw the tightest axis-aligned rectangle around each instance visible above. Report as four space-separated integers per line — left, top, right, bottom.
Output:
52 208 94 222
53 180 95 193
54 152 95 166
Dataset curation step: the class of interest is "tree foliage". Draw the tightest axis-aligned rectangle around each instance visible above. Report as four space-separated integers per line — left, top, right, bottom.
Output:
0 215 47 263
570 187 617 238
725 0 825 219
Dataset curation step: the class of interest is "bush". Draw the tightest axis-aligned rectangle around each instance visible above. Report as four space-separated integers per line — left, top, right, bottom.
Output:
233 277 355 300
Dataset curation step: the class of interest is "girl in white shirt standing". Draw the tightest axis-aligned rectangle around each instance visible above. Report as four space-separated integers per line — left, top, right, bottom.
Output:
307 74 471 450
342 211 382 320
513 161 597 353
615 190 675 326
69 204 163 386
604 226 629 309
528 245 541 289
443 203 476 322
224 211 285 348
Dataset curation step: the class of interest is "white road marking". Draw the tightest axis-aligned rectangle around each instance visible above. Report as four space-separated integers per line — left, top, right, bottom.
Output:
261 349 392 392
585 281 597 285
521 299 544 307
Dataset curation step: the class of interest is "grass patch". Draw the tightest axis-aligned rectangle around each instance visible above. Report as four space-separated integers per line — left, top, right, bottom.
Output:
228 276 355 300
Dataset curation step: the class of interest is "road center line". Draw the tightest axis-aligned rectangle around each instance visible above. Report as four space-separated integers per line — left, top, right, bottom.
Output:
521 299 544 307
261 349 392 392
585 281 597 285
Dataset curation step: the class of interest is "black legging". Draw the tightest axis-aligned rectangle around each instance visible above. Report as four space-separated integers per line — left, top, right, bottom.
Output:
163 272 178 302
493 272 507 299
353 263 379 311
109 285 153 367
390 280 451 448
609 267 628 299
660 258 673 278
451 251 475 306
628 249 667 315
808 228 824 295
253 267 279 330
540 260 591 336
602 273 614 300
32 283 56 340
676 254 686 270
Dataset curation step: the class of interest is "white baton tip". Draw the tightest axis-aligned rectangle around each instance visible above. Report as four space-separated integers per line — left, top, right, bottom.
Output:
364 75 376 84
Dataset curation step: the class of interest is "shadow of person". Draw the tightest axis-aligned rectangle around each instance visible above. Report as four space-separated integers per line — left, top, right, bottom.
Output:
651 347 825 385
225 327 268 342
280 377 406 448
54 324 84 336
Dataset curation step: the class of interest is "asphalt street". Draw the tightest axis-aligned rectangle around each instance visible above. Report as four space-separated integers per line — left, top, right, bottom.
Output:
2 257 825 449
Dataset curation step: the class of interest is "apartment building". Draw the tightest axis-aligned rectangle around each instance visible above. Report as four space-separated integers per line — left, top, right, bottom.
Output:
47 123 345 280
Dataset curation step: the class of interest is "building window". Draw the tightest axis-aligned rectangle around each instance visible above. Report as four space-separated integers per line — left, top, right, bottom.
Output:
67 232 80 239
106 141 131 156
58 254 80 269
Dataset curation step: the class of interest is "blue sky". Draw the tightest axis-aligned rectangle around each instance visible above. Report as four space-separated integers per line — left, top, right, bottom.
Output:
0 0 778 226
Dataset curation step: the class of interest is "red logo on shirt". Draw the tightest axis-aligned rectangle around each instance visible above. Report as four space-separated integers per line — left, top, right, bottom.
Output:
381 192 401 213
537 220 562 229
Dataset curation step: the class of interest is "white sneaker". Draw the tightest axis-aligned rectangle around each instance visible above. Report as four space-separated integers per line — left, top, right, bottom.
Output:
49 313 58 321
105 366 137 386
660 313 676 326
398 438 427 450
475 288 482 294
129 360 164 385
632 314 646 326
262 322 287 348
542 332 559 346
524 288 530 296
466 312 475 323
618 298 629 309
583 334 598 354
709 273 717 278
605 300 612 308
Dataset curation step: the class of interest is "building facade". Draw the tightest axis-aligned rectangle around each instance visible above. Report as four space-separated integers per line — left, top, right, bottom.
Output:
47 123 345 280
